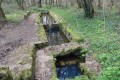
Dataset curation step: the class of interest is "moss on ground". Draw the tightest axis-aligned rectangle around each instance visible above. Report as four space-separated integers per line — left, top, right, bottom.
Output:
50 58 59 80
0 67 13 80
36 13 48 43
20 69 32 80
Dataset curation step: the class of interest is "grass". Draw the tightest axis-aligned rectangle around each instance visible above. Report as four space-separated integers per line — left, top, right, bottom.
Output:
6 11 26 23
2 2 120 79
2 2 26 23
1 2 46 23
49 7 120 79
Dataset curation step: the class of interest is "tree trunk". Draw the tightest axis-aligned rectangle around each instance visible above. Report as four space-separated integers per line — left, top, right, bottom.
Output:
81 0 94 18
56 0 58 7
38 0 42 7
0 0 6 20
16 0 25 10
52 0 54 6
31 0 35 5
45 0 47 5
70 0 74 6
58 0 62 7
65 0 68 8
111 0 114 6
98 0 102 9
76 0 82 8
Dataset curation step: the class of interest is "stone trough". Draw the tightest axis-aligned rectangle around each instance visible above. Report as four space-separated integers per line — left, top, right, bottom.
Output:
35 11 87 80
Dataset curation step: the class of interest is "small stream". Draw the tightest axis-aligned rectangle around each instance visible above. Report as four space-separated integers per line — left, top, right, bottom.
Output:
44 24 69 46
41 12 82 80
57 64 81 80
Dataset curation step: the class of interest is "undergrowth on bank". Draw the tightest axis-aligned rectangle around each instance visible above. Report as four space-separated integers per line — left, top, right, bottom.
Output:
49 7 120 80
2 2 26 23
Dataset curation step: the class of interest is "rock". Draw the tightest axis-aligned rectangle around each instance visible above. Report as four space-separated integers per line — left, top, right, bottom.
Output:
0 67 13 80
60 61 65 66
0 43 35 80
66 60 78 65
50 42 81 56
34 41 48 49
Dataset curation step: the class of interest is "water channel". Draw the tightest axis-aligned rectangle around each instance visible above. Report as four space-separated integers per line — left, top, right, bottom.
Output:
41 11 82 80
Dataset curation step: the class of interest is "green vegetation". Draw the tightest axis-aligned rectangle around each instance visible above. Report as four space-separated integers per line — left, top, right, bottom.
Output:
0 67 13 80
36 13 48 43
50 57 59 80
2 2 26 23
49 7 120 79
1 0 120 80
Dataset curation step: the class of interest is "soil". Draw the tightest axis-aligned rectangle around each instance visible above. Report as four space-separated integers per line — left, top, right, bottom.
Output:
35 49 53 80
0 13 39 60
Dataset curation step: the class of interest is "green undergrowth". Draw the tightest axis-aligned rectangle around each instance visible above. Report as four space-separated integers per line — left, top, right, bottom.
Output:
2 2 44 23
2 2 48 23
49 7 120 80
2 2 26 23
50 57 58 80
6 11 26 23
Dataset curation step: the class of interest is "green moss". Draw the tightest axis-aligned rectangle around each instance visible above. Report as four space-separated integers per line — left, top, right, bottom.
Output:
74 75 89 80
19 44 36 80
36 14 48 43
36 13 41 23
50 56 58 80
0 44 36 80
31 45 36 80
79 63 97 80
20 69 32 80
0 67 13 80
53 46 81 57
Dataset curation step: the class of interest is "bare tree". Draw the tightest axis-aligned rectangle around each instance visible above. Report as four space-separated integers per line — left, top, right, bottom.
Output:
76 0 82 8
38 0 42 7
98 0 102 9
0 0 6 20
80 0 94 18
65 0 68 8
56 0 58 7
31 0 35 5
70 0 74 6
16 0 25 10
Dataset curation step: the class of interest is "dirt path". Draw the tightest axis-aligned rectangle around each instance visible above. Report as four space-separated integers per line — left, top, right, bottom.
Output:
35 49 53 80
0 13 39 60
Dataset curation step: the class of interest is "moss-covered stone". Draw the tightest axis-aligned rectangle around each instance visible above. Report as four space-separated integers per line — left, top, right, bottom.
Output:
50 58 58 80
51 42 81 57
36 14 48 43
0 44 36 80
79 62 98 79
20 69 32 80
0 67 13 80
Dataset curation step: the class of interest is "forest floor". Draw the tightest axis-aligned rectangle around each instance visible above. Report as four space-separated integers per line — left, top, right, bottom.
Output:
0 13 39 61
49 7 120 79
0 3 119 79
0 11 103 80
